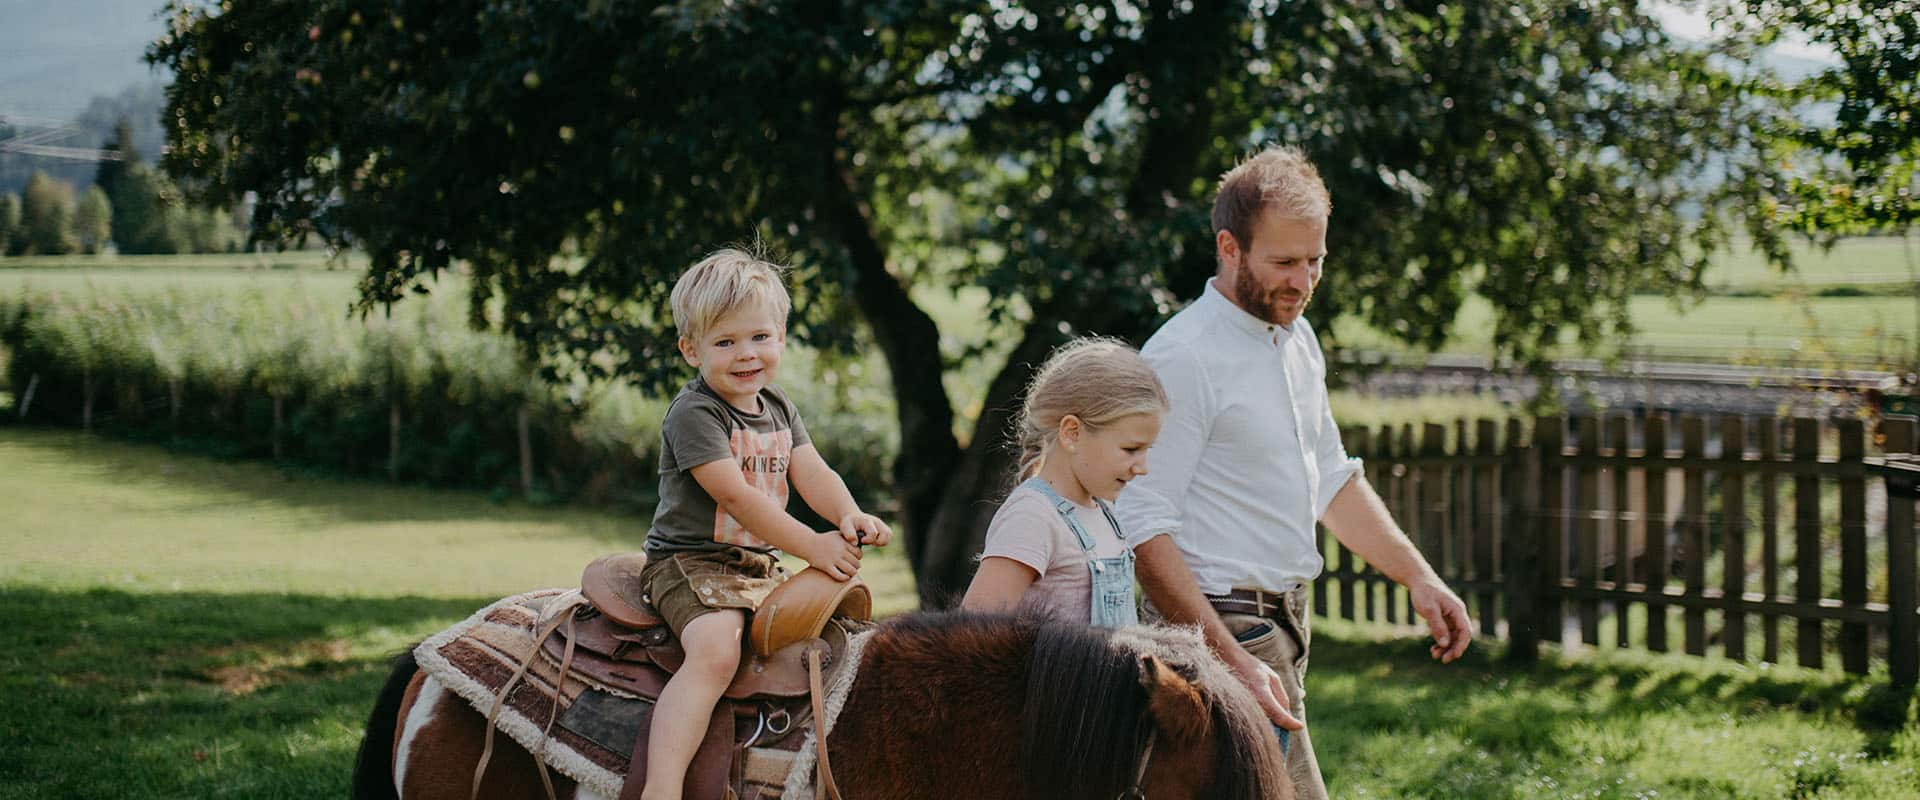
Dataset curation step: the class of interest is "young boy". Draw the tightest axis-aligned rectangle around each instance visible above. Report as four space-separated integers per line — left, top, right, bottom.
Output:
638 248 892 800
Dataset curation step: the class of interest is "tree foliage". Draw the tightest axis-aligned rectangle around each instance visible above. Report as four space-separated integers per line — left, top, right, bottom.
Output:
75 186 113 254
1715 1 1917 235
155 0 1793 602
19 170 78 256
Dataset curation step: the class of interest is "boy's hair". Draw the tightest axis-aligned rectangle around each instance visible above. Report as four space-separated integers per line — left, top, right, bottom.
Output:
670 248 793 342
1013 337 1170 479
1211 145 1331 253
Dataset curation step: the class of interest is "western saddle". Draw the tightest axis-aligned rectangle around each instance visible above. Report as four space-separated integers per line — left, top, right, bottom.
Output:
538 552 872 800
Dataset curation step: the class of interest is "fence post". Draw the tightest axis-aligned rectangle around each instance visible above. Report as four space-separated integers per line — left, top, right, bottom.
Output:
1793 417 1824 669
1759 417 1781 664
1645 414 1670 652
519 405 535 499
1839 417 1869 674
1681 415 1707 657
1721 415 1748 661
1576 415 1602 646
1609 414 1632 650
1883 420 1919 688
1474 418 1499 638
1507 417 1547 663
17 373 38 418
388 401 401 482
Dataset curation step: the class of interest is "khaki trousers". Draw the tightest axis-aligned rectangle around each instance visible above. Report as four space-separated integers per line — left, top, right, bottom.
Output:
1219 586 1327 800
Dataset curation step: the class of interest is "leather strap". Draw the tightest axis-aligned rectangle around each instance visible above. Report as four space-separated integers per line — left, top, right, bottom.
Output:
807 642 841 800
1206 586 1295 619
473 601 581 800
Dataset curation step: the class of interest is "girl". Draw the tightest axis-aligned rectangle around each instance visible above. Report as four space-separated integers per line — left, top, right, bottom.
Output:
960 337 1168 627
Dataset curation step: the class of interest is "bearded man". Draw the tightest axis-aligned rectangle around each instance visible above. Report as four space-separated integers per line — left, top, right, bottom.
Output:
1115 145 1475 799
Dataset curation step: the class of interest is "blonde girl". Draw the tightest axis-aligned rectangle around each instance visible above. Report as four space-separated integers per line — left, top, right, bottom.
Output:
960 337 1169 626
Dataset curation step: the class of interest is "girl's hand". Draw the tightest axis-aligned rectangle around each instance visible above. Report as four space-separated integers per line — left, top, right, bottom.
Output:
839 511 893 547
796 532 862 581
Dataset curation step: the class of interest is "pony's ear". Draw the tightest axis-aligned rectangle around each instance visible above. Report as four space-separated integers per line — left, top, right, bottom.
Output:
1136 654 1212 741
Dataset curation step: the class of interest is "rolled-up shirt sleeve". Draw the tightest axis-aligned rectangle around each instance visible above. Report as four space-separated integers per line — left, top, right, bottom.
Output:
1310 377 1363 520
1115 343 1213 547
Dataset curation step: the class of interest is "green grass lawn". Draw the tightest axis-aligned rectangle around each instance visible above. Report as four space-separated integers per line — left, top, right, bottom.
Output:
2 427 1916 798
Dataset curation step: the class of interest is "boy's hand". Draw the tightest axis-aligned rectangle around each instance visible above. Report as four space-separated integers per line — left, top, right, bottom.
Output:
795 531 862 581
839 511 893 547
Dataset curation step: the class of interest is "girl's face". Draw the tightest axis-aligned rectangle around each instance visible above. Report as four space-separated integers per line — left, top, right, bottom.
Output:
1063 412 1163 502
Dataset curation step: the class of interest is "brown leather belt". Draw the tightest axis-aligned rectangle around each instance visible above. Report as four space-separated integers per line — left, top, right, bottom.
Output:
1205 586 1298 620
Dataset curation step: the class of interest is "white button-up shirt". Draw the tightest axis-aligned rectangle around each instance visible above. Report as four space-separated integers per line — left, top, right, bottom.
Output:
1115 278 1362 595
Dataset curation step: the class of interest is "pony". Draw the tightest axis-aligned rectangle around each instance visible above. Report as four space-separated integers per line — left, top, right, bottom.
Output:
354 611 1291 800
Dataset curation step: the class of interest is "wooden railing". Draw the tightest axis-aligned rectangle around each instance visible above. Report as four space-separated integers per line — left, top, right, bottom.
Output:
1317 414 1920 686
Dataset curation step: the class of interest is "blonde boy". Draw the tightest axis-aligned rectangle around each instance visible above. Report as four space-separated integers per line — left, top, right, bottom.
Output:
638 248 892 800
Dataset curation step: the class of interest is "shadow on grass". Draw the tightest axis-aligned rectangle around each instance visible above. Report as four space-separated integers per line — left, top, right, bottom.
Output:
0 586 494 800
3 427 639 544
1306 631 1917 798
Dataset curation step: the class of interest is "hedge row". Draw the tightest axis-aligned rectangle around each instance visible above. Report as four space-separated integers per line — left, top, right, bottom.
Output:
0 284 898 514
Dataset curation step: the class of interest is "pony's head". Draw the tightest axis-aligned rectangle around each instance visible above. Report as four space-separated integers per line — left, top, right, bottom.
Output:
1023 621 1291 800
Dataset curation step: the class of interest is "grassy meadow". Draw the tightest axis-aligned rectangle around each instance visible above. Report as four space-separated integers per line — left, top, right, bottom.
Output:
3 243 1919 798
1 428 1915 798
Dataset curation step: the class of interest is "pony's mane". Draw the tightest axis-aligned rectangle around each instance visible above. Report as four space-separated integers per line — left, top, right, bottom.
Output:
1022 618 1288 800
1110 623 1290 800
870 612 1285 799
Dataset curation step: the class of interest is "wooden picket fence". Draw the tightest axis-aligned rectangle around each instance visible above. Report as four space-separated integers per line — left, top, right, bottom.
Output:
1316 413 1920 686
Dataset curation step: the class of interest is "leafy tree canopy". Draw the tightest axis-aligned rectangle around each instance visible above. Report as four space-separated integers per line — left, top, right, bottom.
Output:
1714 0 1917 235
154 0 1793 601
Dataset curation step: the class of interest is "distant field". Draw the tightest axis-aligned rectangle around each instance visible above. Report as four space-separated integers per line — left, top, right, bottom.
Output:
1704 235 1919 291
4 235 1917 375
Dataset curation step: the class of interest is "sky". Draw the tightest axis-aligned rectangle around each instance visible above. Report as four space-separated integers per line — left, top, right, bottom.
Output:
1648 1 1842 66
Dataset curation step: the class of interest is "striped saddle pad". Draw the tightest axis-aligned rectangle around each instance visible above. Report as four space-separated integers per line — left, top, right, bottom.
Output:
414 589 863 800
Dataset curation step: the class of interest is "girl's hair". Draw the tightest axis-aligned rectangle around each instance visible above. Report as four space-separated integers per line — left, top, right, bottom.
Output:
1013 337 1170 479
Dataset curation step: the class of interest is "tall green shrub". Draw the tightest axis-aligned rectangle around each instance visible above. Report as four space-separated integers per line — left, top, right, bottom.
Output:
18 172 77 256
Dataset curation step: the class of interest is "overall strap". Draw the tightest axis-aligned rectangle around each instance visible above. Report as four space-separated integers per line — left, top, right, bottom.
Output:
1019 477 1099 552
1092 498 1129 551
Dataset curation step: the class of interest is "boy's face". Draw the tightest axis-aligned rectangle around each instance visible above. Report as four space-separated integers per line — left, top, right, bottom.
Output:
679 304 787 410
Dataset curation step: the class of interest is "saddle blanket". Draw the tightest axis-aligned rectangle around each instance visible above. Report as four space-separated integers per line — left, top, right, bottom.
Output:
412 589 869 800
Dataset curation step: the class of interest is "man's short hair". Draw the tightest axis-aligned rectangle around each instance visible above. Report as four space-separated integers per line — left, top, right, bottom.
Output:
670 248 792 342
1211 146 1332 250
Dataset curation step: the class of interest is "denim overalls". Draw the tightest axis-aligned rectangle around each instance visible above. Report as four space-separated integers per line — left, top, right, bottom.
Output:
1021 477 1139 628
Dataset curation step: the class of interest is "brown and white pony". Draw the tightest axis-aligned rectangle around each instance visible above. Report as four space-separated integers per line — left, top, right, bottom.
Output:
354 611 1291 800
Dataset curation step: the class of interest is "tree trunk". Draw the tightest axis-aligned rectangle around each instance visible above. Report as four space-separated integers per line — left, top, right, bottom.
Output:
815 4 1237 606
169 377 182 431
914 323 1064 604
815 84 963 581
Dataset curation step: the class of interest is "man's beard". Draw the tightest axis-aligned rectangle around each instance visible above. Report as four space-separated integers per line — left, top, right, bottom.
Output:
1235 255 1311 325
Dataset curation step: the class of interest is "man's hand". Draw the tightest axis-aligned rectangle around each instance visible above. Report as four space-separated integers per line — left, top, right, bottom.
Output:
838 511 893 547
794 532 862 581
1226 647 1305 730
1409 577 1473 663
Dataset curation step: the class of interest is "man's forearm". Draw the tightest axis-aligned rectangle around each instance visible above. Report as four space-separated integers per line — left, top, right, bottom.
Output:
1134 534 1242 657
1322 475 1440 586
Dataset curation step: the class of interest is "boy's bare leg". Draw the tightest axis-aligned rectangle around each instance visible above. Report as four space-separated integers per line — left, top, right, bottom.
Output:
641 609 746 800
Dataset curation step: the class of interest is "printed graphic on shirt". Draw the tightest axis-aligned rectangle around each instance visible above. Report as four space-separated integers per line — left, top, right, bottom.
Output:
713 427 793 547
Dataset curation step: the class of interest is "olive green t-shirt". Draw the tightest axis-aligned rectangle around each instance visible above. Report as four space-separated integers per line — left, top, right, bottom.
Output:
644 379 811 555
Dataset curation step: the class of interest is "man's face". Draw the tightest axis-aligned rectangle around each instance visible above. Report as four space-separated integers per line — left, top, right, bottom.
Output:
1216 210 1327 327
